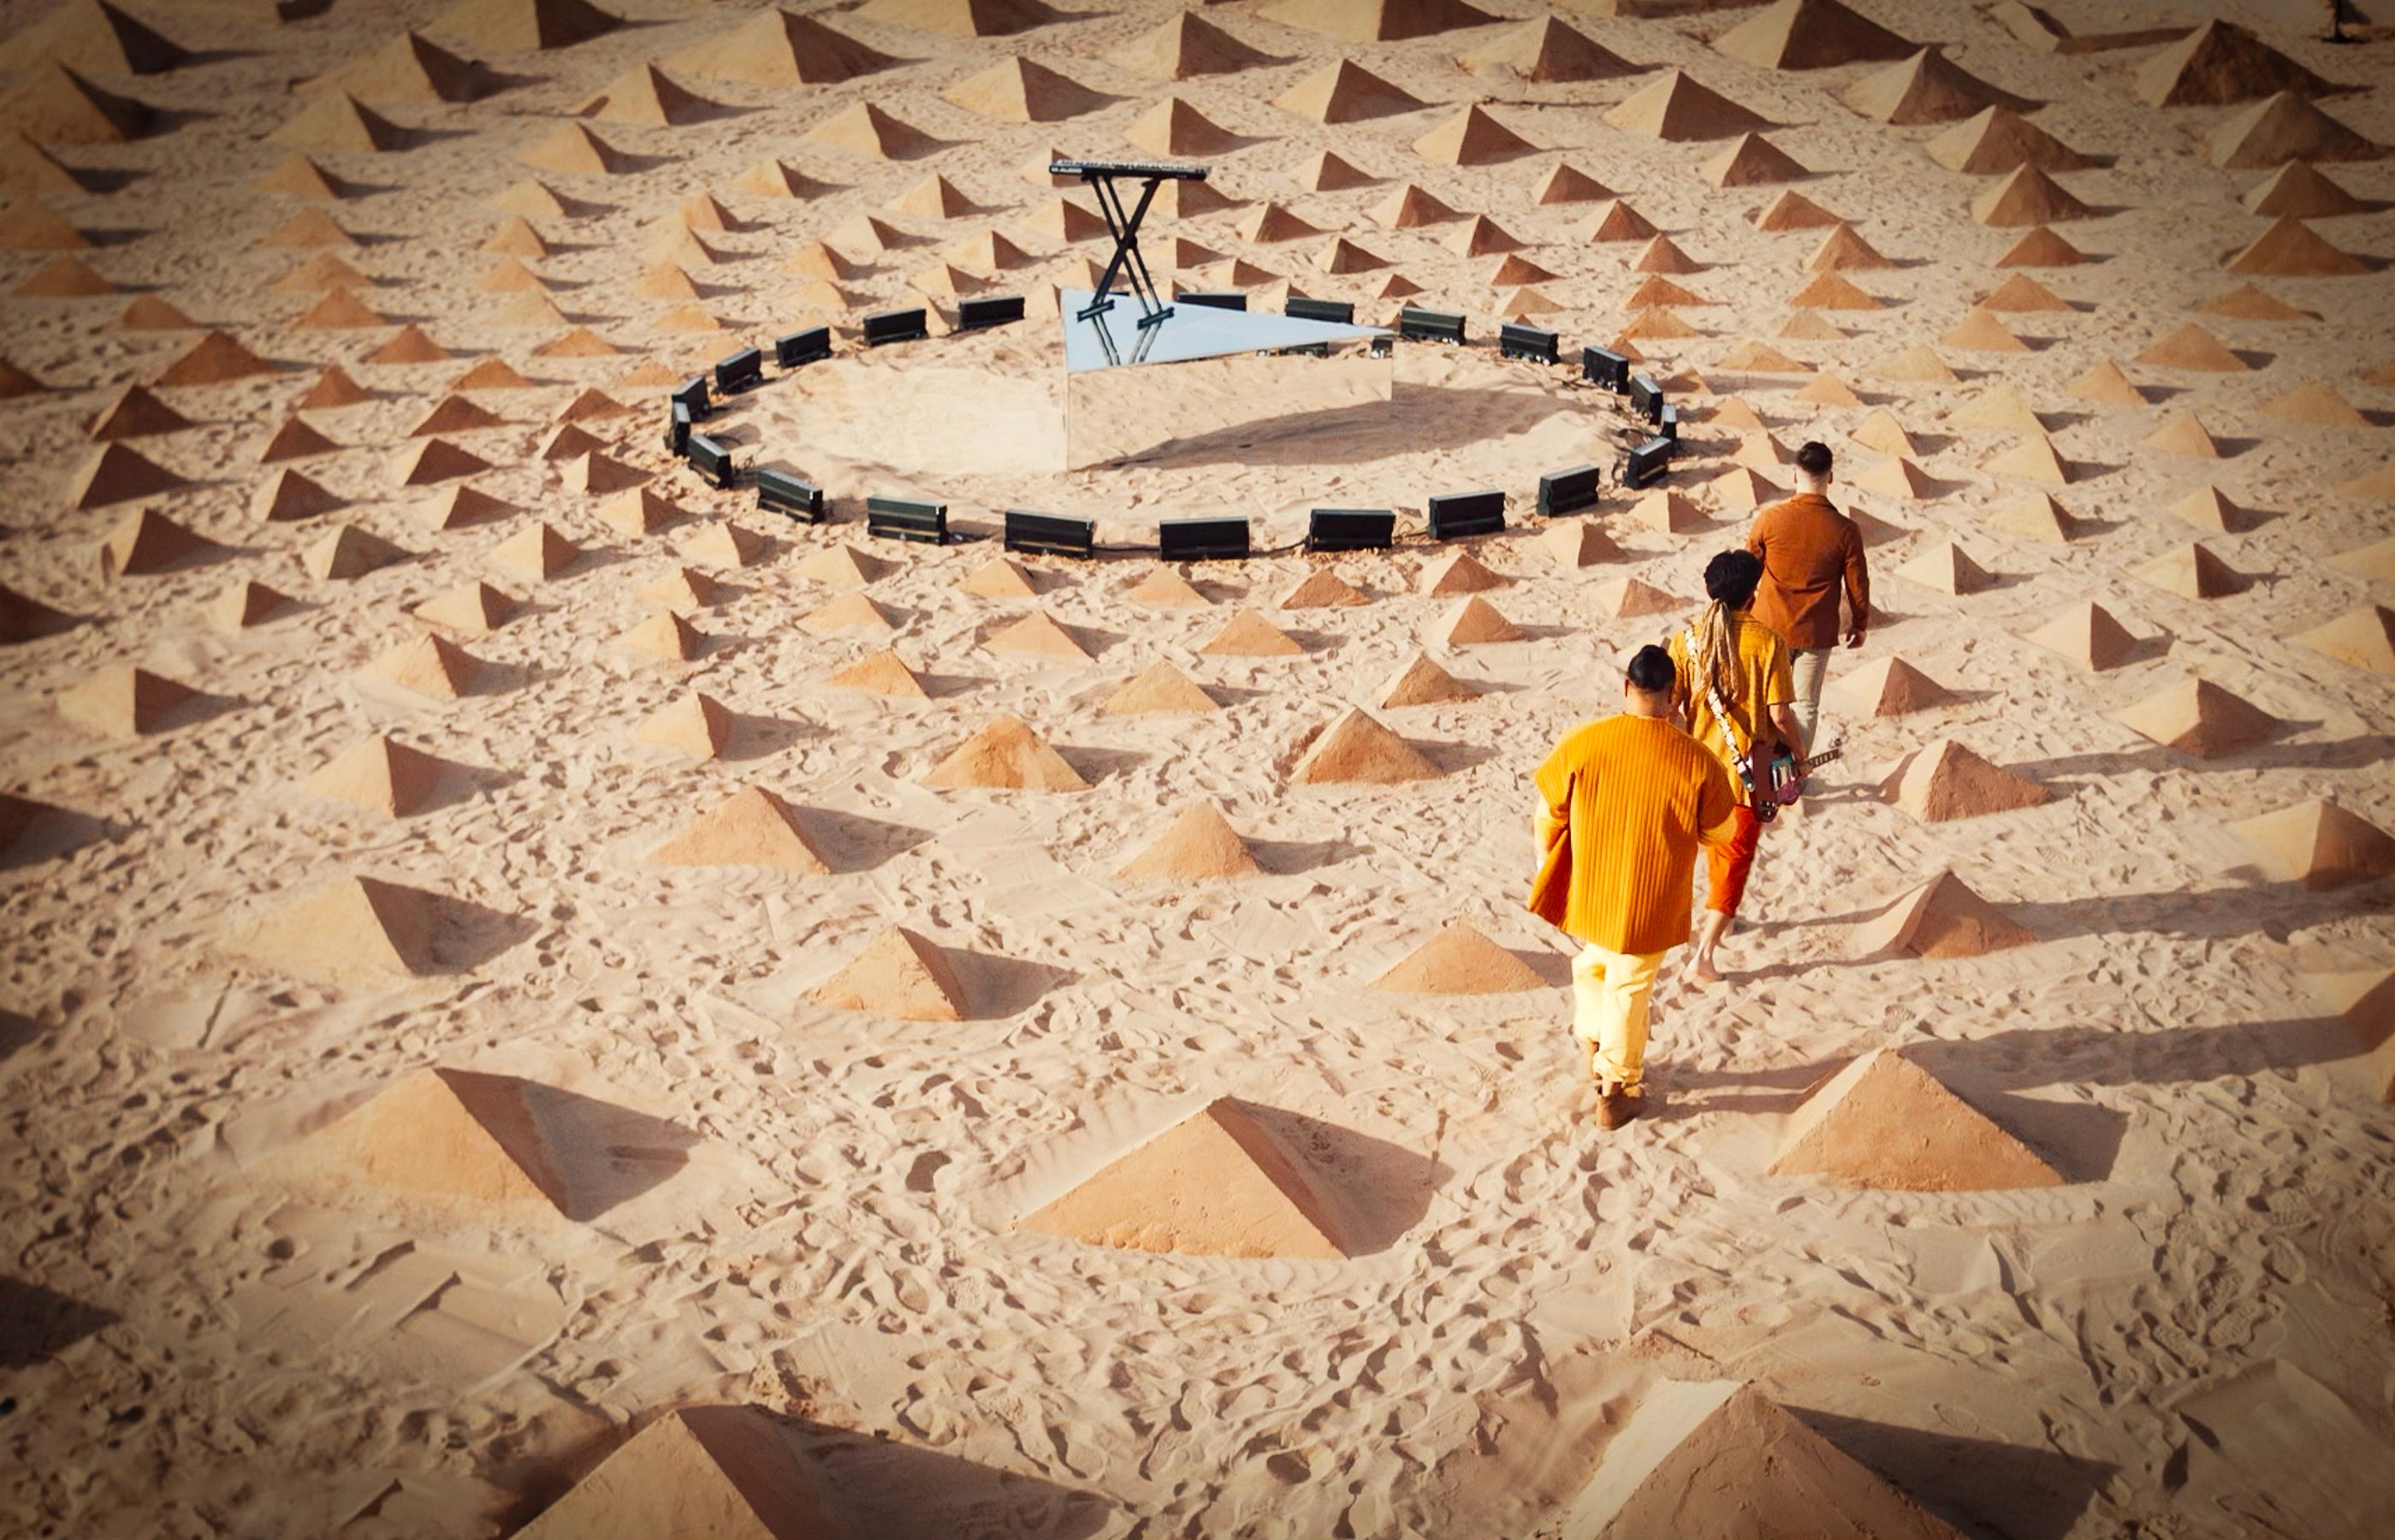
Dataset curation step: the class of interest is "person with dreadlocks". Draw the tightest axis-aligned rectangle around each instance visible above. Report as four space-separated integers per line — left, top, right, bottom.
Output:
1666 549 1802 986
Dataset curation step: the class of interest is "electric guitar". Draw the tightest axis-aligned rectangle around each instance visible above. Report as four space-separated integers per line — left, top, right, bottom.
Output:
1743 737 1843 822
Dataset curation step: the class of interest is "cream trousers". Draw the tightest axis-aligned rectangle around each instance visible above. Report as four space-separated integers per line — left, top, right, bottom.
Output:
1572 943 1664 1091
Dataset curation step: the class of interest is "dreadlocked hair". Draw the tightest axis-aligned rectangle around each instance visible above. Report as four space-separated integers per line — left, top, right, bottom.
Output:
1692 549 1765 709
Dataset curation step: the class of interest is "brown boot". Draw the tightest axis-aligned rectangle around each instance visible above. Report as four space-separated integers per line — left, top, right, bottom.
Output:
1598 1082 1645 1130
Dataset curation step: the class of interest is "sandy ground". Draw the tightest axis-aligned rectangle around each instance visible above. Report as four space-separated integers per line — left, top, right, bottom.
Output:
2 0 2392 1535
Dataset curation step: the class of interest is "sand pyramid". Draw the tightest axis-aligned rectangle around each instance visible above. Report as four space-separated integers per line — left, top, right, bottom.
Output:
305 524 406 580
2208 92 2380 170
270 91 405 153
1461 15 1631 81
1845 47 2030 126
1700 133 1806 187
1770 1049 2060 1189
2068 358 2144 406
1793 374 1865 406
1788 271 1880 309
2225 216 2368 277
1892 540 1992 595
799 543 889 588
307 30 494 104
1926 105 2096 174
157 329 276 387
1277 58 1421 122
2198 281 2315 322
923 714 1087 791
1582 199 1656 243
55 663 194 737
581 63 725 127
87 384 188 441
1986 492 2078 542
1542 522 1621 570
1241 203 1323 243
1823 655 1952 719
1998 226 2093 270
0 0 185 75
797 592 890 634
489 522 581 583
1883 740 2048 820
1294 708 1439 785
1422 548 1507 595
1292 149 1376 192
1717 0 1912 70
1971 164 2094 226
1856 452 1937 496
0 63 153 143
855 0 1059 35
2133 542 2243 599
2117 677 2277 758
1125 569 1210 608
812 925 969 1020
1270 571 1358 610
515 1407 836 1540
1019 1097 1352 1259
1260 0 1495 43
1571 1378 1968 1539
98 506 216 574
618 610 700 661
1200 609 1305 658
2169 485 2250 534
1101 660 1218 717
2135 20 2336 109
987 611 1092 661
414 581 516 635
1810 222 1895 271
2244 160 2364 218
1855 869 2036 960
15 252 110 294
433 0 621 53
639 566 720 611
1119 802 1260 880
1977 274 2071 313
2136 323 2245 372
1437 595 1521 645
829 649 929 700
1370 648 1471 706
518 121 630 175
1 583 76 643
294 291 385 330
423 483 517 530
1534 162 1610 204
1410 104 1534 166
370 324 452 364
368 632 480 697
671 9 892 85
212 579 295 631
1604 68 1766 141
2313 970 2395 1093
945 56 1109 121
236 875 445 981
0 130 80 196
304 735 444 816
2295 605 2395 674
2026 601 2135 670
646 785 829 873
1111 10 1273 78
598 487 682 539
1123 96 1240 157
2230 800 2395 890
325 1067 600 1217
0 194 86 250
633 692 732 759
2144 412 2220 458
262 413 342 461
1371 921 1543 993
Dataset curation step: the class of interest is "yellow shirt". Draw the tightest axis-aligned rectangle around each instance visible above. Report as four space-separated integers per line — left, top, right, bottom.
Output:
1669 616 1796 773
1533 714 1742 955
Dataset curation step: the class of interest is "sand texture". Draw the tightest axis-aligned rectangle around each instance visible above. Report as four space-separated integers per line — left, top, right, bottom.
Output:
3 0 2394 1537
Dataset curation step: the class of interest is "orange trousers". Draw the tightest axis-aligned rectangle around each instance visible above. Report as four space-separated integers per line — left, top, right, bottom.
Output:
1704 806 1762 916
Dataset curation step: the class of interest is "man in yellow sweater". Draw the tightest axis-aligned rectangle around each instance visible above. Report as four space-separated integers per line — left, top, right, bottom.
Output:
1532 645 1743 1129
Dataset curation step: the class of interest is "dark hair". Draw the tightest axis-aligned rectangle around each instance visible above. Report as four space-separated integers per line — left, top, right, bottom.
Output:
1704 548 1764 609
1626 644 1676 694
1794 441 1833 477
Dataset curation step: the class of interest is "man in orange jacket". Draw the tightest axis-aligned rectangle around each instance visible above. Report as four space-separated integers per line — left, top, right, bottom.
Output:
1532 645 1743 1129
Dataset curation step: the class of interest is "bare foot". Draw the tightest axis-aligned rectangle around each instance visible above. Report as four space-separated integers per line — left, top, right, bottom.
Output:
1681 957 1724 988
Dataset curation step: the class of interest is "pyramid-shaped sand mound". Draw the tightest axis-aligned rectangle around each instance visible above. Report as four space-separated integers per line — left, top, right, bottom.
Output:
2244 160 2364 219
2295 605 2395 674
1414 104 1533 164
1103 660 1218 715
1971 164 2095 226
1437 595 1521 645
2 582 76 643
1770 1049 2062 1190
1112 10 1274 79
515 1406 836 1540
0 62 154 144
1823 655 1952 718
1604 68 1766 141
1701 133 1806 187
633 693 732 759
433 0 621 53
673 9 892 85
1716 0 1913 70
811 925 969 1020
1379 650 1477 707
1119 803 1260 880
647 786 830 872
237 875 448 980
986 610 1092 661
1201 609 1305 657
369 633 481 698
923 714 1088 790
944 56 1110 121
1462 15 1631 81
2134 19 2336 109
1845 47 2031 126
1260 0 1494 43
2208 92 2380 170
1571 1377 1968 1539
76 441 184 508
2225 216 2368 277
827 648 929 700
98 506 217 574
2027 601 2136 670
0 0 186 76
2132 542 2244 599
1019 1097 1353 1259
1276 57 1420 122
1883 739 2049 820
55 663 194 737
1294 708 1440 785
1371 921 1544 993
2230 800 2395 890
2117 677 2277 758
304 735 445 815
1926 105 2095 174
854 0 1059 36
1855 869 2036 959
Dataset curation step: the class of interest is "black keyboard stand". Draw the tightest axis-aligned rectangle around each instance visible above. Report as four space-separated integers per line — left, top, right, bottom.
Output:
1053 159 1209 334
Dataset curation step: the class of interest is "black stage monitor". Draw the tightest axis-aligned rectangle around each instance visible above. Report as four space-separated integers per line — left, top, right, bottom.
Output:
1286 296 1355 325
958 294 1025 331
714 346 763 395
1005 509 1094 559
1628 373 1663 424
1625 436 1675 489
866 495 946 544
1538 464 1601 518
1427 489 1505 542
1158 517 1249 562
756 466 824 524
1659 403 1680 442
863 308 928 347
665 399 691 456
671 376 711 420
1307 508 1395 554
776 327 831 369
1499 323 1560 365
1582 346 1629 393
1178 290 1246 312
686 433 735 489
1397 306 1467 346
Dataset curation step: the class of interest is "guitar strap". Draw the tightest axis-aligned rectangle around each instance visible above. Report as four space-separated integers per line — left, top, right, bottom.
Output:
1681 626 1763 791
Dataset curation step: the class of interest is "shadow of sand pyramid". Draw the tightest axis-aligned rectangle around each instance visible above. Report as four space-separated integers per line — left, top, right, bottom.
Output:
328 1067 697 1221
1767 1048 2062 1189
1567 1377 1968 1538
515 1405 837 1539
1018 1097 1359 1259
